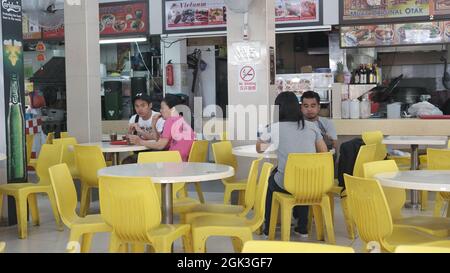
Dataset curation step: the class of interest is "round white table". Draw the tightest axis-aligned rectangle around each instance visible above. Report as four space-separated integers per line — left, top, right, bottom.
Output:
232 145 277 159
0 153 6 161
98 162 235 224
375 170 450 193
78 142 149 165
382 136 448 208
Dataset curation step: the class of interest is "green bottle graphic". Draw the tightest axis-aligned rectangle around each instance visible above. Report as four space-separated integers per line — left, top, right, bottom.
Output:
7 73 26 181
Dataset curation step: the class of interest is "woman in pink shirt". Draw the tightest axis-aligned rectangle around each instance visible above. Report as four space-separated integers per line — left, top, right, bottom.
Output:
128 94 195 161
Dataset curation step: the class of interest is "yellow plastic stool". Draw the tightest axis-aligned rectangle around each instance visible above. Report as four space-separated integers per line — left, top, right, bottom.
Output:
242 241 355 253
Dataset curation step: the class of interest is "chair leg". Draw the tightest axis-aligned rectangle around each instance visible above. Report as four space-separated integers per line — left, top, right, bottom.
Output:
327 192 335 221
27 194 40 226
341 197 355 240
307 208 313 235
16 196 28 239
238 191 245 206
80 185 91 217
80 233 94 253
192 231 208 253
312 205 324 241
47 191 63 231
434 193 445 217
420 191 428 211
0 193 4 220
231 232 252 253
280 203 292 241
223 187 232 205
182 232 194 253
194 183 205 203
131 243 146 253
109 233 123 253
268 197 280 240
321 196 336 244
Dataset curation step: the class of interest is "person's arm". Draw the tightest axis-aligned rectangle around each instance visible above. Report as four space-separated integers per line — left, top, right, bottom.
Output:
332 140 338 150
316 139 328 153
151 114 163 140
128 135 169 150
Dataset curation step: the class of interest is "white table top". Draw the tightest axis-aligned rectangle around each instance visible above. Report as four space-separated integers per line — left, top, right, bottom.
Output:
78 142 150 153
383 136 448 146
98 162 235 184
102 134 126 142
375 170 450 192
0 153 6 161
232 145 278 159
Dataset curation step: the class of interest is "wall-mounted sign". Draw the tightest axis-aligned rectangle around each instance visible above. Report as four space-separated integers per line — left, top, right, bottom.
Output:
340 20 449 48
340 0 450 25
99 0 149 37
238 65 257 93
163 0 322 34
43 24 65 40
22 13 41 40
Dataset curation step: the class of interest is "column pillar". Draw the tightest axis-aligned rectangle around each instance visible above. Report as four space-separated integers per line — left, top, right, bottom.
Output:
65 0 101 143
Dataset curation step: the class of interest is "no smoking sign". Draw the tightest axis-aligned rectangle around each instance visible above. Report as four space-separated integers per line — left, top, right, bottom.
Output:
238 66 257 93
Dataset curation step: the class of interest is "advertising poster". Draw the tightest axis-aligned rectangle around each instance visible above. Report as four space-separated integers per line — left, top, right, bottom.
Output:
340 20 448 48
99 0 149 37
43 24 64 40
163 0 322 34
431 0 450 17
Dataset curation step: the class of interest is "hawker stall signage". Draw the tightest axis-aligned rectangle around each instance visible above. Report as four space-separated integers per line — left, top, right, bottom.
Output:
163 0 322 34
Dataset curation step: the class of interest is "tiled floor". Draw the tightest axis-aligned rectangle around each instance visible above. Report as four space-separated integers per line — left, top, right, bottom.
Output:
0 184 441 253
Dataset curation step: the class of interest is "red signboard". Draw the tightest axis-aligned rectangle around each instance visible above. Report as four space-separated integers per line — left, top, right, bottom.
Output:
42 24 65 40
99 1 149 36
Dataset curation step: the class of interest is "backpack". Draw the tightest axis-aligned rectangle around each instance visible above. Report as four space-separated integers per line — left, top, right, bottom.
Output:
337 138 365 191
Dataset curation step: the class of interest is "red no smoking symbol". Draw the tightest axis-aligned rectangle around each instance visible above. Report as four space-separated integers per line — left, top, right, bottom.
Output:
240 66 255 82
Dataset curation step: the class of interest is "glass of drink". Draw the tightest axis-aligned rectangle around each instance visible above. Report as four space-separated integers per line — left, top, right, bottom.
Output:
110 132 117 142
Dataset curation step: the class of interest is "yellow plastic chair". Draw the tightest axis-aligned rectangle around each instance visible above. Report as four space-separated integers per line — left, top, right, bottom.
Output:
60 132 70 138
364 160 450 237
187 140 210 203
53 137 79 179
0 144 63 239
328 144 377 240
361 131 388 161
220 131 228 141
46 132 55 144
182 158 262 224
242 241 355 253
269 153 335 243
395 245 450 253
212 141 247 205
427 148 450 218
26 134 34 169
138 151 200 214
74 145 107 217
99 175 192 253
0 242 5 253
190 163 273 253
49 164 112 253
344 174 450 252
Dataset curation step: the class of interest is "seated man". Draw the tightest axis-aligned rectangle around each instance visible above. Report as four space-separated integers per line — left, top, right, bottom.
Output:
301 91 338 152
121 93 165 164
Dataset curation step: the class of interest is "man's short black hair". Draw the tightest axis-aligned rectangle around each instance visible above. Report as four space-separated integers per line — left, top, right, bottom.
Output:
133 93 153 105
301 91 321 104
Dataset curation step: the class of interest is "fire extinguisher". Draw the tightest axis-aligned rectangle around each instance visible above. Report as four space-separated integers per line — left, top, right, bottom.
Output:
166 61 174 86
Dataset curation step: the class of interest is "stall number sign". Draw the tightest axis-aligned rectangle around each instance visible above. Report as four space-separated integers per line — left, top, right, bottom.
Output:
239 66 257 93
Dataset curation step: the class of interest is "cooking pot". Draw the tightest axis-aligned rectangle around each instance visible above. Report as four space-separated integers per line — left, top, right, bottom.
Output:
392 87 428 104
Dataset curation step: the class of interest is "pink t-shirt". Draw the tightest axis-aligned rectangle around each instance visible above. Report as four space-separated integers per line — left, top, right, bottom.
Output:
161 116 195 162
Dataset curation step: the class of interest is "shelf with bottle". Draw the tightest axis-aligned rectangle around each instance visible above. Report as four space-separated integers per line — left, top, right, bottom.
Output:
351 63 381 85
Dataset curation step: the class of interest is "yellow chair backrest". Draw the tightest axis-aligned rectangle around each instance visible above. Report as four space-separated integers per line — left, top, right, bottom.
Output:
61 132 70 138
53 137 78 171
99 175 161 242
49 164 79 227
220 131 228 141
46 132 55 144
427 148 450 170
242 241 355 253
36 144 63 185
137 151 184 197
353 144 377 177
0 242 5 253
244 158 263 210
26 134 34 165
344 174 393 246
362 131 388 161
250 162 273 230
138 151 182 163
395 245 450 253
212 141 238 183
363 160 404 220
188 140 209 163
284 153 334 203
74 145 106 187
448 140 450 149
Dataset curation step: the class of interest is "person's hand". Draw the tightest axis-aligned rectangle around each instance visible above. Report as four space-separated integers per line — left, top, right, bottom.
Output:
127 134 142 145
129 124 144 135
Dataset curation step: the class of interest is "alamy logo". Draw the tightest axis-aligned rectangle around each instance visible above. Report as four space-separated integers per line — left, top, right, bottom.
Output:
2 0 21 13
